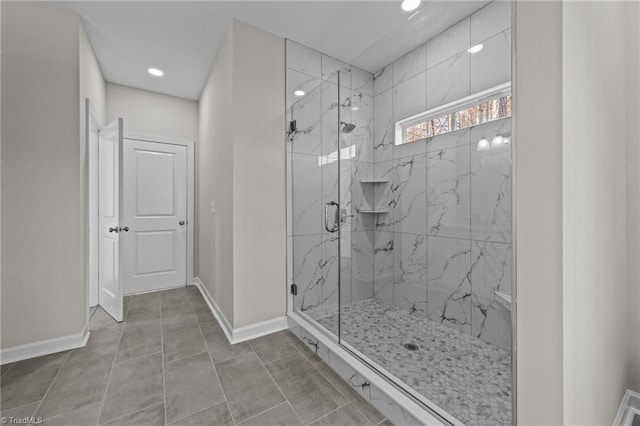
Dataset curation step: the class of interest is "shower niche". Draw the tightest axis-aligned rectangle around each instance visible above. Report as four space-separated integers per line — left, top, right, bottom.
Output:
286 2 514 424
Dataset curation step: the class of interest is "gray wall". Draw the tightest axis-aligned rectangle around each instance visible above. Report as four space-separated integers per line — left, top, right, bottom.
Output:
106 83 198 142
198 24 235 324
2 2 85 348
514 2 564 423
198 20 286 328
562 1 636 423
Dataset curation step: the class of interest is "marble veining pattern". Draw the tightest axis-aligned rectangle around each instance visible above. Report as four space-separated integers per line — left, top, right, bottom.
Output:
308 298 512 426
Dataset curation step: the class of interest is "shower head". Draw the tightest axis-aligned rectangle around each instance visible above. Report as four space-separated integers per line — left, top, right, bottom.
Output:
340 121 356 134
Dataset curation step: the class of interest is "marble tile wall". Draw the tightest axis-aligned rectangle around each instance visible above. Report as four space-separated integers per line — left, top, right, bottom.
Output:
286 40 375 320
287 1 513 350
371 0 513 350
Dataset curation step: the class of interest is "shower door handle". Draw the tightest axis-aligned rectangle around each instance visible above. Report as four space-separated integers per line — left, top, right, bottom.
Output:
324 201 339 233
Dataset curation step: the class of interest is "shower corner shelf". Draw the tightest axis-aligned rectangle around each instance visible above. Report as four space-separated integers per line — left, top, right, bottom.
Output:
360 179 389 184
359 210 388 214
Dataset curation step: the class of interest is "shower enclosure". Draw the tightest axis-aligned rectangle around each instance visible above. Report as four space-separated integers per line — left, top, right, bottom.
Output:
286 2 514 424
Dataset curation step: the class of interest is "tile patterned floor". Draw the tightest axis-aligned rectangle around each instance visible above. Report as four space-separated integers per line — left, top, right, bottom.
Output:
0 287 388 426
308 298 512 426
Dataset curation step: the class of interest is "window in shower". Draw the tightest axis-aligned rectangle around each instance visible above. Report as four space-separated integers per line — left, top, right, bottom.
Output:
396 83 512 146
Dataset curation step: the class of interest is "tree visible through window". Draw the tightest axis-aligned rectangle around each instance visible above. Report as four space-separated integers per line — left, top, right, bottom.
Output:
401 94 512 145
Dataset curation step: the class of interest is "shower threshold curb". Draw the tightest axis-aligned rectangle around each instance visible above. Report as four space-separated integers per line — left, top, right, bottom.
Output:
287 311 462 426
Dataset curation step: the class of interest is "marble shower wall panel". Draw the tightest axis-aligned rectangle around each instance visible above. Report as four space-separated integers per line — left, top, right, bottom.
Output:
373 231 394 305
292 234 323 313
321 234 340 316
470 240 511 350
426 144 471 239
393 154 427 235
394 71 426 123
470 29 512 94
351 231 374 302
393 233 427 313
470 118 512 243
292 152 322 236
351 92 374 163
426 236 472 334
426 52 470 110
366 2 512 349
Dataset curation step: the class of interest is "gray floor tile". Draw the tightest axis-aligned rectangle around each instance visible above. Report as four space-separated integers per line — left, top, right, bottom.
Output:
186 289 207 307
314 362 384 424
67 326 123 363
42 403 101 425
116 321 162 363
99 352 164 424
102 403 165 426
378 420 394 426
164 352 225 423
90 307 121 331
1 363 14 377
35 353 113 419
127 293 161 326
248 331 299 365
1 402 39 420
162 314 206 363
202 325 252 363
169 402 233 426
240 402 303 426
192 305 218 330
0 352 69 410
283 330 322 363
216 352 285 423
161 290 193 319
265 352 348 424
310 404 370 426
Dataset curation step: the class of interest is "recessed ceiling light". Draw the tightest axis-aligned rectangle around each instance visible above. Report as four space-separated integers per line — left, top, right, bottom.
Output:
468 44 484 54
351 106 360 111
294 90 305 97
148 67 164 77
401 0 421 12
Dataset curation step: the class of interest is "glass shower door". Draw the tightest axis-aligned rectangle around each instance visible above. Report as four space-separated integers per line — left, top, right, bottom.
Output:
288 62 342 336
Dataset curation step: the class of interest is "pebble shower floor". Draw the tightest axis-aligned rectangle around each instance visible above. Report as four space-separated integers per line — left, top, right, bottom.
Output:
307 298 512 425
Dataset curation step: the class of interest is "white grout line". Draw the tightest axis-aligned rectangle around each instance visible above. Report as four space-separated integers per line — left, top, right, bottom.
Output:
186 288 237 426
260 354 305 425
30 349 81 420
93 296 132 425
305 403 347 425
236 401 290 425
159 291 169 426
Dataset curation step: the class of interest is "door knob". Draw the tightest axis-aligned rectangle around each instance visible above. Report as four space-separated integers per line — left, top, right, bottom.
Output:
119 226 129 232
179 221 185 226
109 227 119 233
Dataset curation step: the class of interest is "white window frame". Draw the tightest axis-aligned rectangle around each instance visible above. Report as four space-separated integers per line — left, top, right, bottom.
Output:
394 82 512 146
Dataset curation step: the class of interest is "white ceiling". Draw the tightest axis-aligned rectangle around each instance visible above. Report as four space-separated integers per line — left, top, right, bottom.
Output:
60 1 489 101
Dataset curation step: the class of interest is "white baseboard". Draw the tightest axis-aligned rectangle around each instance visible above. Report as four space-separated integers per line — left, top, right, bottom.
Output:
0 324 90 365
192 277 287 344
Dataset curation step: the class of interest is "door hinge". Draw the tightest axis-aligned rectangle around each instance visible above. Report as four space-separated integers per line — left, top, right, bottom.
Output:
290 283 298 296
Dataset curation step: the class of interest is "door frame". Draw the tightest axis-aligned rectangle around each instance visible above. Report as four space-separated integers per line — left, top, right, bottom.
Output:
85 99 101 325
122 132 196 288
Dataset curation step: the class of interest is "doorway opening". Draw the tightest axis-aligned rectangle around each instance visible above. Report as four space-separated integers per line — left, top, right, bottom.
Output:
86 100 195 323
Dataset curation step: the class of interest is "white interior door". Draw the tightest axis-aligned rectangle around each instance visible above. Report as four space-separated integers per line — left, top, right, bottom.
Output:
122 139 187 294
98 118 124 322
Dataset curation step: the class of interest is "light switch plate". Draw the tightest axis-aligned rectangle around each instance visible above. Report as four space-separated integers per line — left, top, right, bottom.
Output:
210 201 215 214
